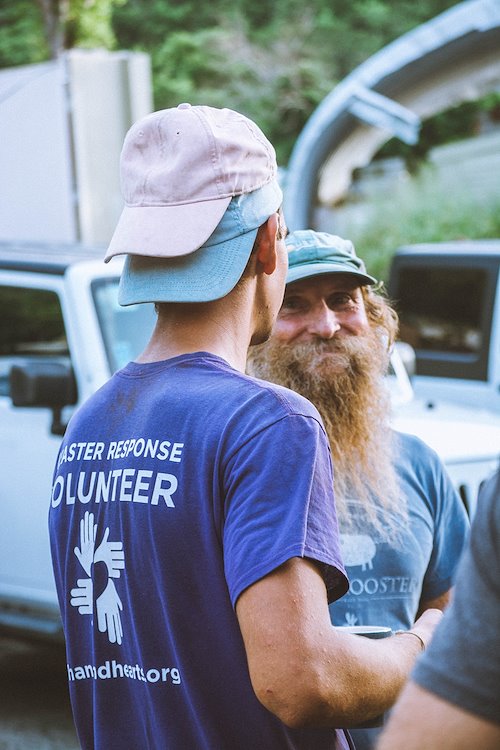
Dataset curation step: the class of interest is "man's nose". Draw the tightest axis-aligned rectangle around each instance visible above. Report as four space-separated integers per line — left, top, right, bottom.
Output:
309 302 340 339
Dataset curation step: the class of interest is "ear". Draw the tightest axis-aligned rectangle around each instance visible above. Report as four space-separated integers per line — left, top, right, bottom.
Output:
255 213 279 276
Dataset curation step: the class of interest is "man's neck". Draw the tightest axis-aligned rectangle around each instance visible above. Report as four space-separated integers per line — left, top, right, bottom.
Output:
136 293 253 373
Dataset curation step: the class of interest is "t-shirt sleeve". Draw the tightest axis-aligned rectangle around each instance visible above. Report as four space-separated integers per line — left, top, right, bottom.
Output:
412 470 500 726
421 448 470 600
222 413 348 607
397 433 470 602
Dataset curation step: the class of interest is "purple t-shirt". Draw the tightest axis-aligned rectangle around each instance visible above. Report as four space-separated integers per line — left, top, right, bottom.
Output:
49 352 350 749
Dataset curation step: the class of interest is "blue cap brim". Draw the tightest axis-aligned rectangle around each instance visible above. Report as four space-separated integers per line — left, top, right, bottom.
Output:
119 227 258 305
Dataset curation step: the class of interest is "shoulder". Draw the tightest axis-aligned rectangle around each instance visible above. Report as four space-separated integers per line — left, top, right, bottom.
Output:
242 371 324 422
478 468 500 509
392 430 445 478
392 430 462 514
188 358 329 450
394 430 440 461
189 353 324 423
220 372 329 452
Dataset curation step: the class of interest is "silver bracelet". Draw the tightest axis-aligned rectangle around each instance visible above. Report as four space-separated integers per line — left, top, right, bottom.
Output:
395 630 426 651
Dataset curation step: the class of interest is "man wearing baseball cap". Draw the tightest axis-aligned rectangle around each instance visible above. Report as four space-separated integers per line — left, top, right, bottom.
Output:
248 229 468 749
50 107 440 750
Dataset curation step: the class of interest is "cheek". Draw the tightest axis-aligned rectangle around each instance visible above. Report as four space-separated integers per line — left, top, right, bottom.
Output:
273 317 302 343
350 311 370 334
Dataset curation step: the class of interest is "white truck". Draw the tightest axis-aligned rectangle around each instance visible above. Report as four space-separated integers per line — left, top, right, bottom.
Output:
388 239 500 413
0 241 156 639
1 241 499 640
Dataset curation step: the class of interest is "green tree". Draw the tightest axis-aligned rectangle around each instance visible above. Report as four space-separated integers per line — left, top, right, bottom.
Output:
151 18 332 163
0 1 48 67
0 0 125 64
112 0 460 162
0 0 491 166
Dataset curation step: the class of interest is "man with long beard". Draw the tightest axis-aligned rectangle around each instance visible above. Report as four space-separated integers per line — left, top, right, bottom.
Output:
247 229 469 750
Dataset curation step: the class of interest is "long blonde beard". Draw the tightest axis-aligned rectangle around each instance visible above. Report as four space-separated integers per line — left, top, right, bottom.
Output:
247 330 408 543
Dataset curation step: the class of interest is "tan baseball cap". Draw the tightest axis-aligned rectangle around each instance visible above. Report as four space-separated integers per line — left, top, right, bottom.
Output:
105 103 278 263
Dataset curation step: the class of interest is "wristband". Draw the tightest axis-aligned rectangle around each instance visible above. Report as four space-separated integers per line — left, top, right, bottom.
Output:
395 630 426 651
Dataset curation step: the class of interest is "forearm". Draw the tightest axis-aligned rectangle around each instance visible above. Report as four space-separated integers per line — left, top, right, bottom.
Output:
237 557 440 728
311 627 425 726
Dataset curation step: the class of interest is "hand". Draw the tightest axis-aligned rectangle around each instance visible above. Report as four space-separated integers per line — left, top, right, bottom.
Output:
410 607 443 650
94 527 125 578
74 511 97 576
96 579 123 645
70 578 93 615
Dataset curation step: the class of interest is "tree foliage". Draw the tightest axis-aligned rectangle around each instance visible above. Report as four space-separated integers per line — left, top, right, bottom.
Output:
110 0 463 161
0 1 48 67
0 0 490 163
62 0 127 52
0 0 125 62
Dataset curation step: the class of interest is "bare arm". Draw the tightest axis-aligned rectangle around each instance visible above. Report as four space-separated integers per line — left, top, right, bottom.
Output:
376 681 500 750
416 588 451 618
236 556 441 728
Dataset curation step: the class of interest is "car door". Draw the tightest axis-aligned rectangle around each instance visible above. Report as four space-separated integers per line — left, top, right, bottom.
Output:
0 271 68 633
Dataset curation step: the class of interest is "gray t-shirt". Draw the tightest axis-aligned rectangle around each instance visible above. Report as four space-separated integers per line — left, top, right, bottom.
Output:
331 431 469 750
413 468 500 726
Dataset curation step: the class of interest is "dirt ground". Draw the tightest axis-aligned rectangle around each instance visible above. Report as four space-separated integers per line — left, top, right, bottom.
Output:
0 636 79 750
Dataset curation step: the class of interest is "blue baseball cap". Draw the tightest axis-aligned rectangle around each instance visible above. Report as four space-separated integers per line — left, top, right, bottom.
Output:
285 229 376 286
118 178 283 305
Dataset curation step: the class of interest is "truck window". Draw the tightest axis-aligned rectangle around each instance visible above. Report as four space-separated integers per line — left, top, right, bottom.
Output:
394 263 495 381
397 267 485 355
0 286 67 397
92 278 156 372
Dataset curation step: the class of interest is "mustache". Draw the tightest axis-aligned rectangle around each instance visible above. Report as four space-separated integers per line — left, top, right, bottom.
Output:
280 335 384 371
278 337 366 361
294 338 356 353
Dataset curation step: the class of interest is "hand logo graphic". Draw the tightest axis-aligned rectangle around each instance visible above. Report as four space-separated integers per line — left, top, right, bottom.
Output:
70 578 93 615
70 511 125 644
345 612 358 626
94 527 125 578
97 579 124 645
74 511 97 576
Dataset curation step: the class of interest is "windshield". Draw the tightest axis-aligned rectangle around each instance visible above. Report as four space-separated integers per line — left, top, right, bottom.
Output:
92 278 157 372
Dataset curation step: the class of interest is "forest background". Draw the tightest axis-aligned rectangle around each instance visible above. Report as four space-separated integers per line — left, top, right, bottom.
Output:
1 0 499 272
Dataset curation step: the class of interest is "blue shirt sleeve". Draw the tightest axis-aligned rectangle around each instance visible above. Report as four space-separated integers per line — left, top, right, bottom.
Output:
222 413 348 607
397 433 470 602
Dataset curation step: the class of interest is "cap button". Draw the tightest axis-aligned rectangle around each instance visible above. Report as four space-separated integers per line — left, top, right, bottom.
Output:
177 103 192 109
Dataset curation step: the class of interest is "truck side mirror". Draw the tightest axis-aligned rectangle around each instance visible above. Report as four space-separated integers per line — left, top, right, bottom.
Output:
9 360 77 436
